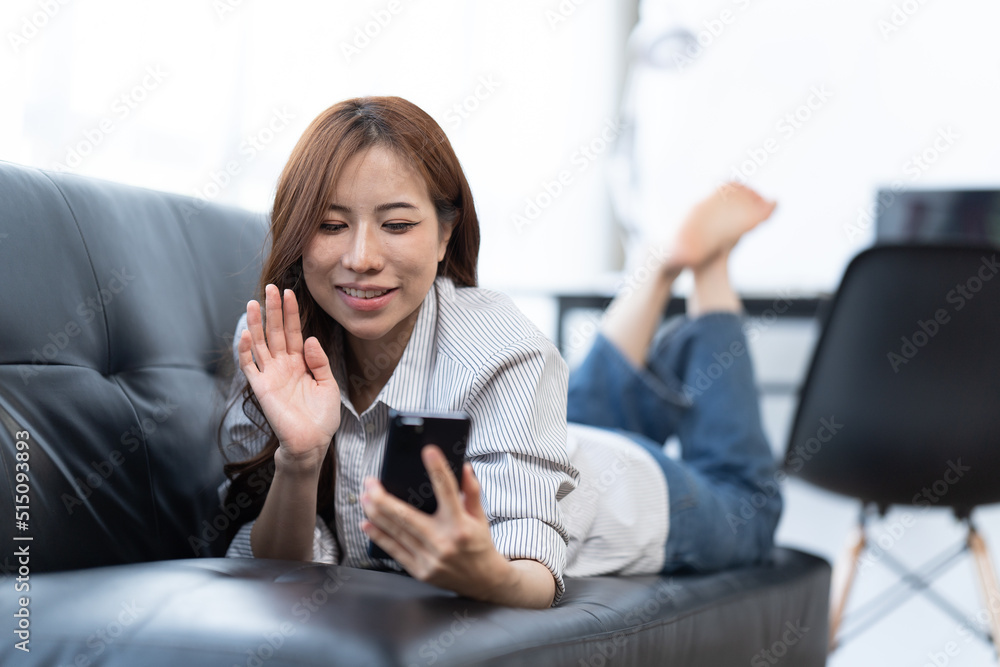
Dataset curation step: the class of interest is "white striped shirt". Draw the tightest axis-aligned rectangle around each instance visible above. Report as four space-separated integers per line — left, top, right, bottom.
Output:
220 276 668 606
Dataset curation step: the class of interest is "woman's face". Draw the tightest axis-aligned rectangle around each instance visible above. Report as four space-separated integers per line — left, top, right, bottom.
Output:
302 145 452 351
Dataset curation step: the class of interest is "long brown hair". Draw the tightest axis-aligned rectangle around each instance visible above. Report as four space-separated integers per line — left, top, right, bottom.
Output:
217 96 481 548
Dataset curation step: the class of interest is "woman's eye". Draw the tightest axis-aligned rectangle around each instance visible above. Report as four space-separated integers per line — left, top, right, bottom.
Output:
320 222 346 232
384 222 418 232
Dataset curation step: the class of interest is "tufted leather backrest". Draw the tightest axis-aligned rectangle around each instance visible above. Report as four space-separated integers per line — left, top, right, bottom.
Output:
0 161 268 572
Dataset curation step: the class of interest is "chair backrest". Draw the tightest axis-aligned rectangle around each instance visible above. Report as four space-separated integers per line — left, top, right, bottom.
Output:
785 244 1000 515
0 161 267 572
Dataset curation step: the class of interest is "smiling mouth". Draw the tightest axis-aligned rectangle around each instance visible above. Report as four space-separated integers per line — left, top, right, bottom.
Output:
338 286 395 299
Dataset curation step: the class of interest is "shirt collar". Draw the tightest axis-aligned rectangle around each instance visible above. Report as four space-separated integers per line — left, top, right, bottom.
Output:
330 325 351 413
331 277 444 417
377 277 440 414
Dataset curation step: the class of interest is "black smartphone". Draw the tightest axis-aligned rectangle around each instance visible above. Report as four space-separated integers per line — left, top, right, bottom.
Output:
367 409 471 561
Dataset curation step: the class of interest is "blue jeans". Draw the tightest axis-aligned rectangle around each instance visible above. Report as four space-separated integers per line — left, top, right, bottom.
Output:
567 312 782 574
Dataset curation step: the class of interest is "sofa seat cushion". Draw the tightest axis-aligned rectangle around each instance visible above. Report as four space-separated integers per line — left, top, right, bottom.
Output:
2 547 829 666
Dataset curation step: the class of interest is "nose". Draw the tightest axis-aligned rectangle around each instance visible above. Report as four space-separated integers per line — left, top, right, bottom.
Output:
341 222 384 274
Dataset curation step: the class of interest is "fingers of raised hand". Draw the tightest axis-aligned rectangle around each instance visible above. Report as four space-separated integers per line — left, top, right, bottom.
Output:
282 288 304 356
264 284 286 355
237 328 260 380
246 285 303 370
245 298 272 371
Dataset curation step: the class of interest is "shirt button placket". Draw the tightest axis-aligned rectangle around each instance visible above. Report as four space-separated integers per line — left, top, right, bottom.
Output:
350 418 364 565
357 417 378 569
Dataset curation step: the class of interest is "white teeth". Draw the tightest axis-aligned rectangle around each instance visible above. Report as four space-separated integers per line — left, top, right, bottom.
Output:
342 287 388 299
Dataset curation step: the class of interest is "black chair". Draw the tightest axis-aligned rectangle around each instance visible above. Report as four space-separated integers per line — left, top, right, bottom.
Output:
785 244 1000 659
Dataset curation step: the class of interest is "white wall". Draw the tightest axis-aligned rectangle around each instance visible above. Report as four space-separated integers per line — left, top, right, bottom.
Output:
1 0 635 290
618 0 1000 295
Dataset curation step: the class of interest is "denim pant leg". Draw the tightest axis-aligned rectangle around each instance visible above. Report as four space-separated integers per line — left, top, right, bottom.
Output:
567 321 691 444
566 313 783 573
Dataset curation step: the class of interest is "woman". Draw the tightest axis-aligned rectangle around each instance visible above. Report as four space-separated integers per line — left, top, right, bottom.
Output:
219 96 781 609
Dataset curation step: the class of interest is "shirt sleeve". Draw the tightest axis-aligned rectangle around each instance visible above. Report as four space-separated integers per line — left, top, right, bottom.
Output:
464 335 580 607
225 515 341 564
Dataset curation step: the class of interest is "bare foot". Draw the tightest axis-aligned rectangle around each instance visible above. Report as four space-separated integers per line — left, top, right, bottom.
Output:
664 182 776 273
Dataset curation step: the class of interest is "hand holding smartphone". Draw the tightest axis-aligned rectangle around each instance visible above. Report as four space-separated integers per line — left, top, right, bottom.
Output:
367 410 471 560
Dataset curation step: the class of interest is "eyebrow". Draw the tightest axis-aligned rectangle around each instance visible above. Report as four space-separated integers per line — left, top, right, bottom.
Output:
327 202 420 213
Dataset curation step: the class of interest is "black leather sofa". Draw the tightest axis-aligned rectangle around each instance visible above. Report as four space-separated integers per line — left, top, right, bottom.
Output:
0 160 831 666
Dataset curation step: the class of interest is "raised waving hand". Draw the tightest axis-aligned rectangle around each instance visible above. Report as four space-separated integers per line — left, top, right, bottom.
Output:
238 284 341 473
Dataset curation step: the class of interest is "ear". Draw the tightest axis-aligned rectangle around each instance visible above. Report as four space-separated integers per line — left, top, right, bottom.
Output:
437 218 455 263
